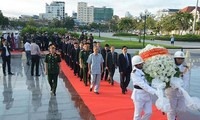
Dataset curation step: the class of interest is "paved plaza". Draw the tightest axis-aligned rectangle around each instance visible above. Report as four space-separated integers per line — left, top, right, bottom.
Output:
0 56 82 120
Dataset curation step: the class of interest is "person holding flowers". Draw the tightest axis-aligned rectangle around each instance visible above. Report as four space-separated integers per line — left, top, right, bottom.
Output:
165 51 190 120
138 45 200 120
131 55 157 120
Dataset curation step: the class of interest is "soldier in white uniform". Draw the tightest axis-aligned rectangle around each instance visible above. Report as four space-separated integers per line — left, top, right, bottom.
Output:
131 55 157 120
165 51 189 120
174 51 190 91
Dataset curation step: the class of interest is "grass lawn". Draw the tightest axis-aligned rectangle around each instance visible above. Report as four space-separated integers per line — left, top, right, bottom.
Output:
94 36 180 49
115 35 159 41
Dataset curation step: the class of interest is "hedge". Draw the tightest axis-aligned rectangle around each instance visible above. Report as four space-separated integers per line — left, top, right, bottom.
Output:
151 34 200 42
113 32 138 37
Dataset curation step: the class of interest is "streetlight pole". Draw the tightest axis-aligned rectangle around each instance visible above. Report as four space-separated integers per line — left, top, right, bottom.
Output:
98 23 101 38
99 29 100 38
143 13 147 48
137 19 141 43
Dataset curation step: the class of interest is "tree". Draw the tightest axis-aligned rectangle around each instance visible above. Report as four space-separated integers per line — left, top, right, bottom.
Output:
195 21 200 34
109 15 120 32
0 11 9 28
118 17 134 32
63 17 75 30
146 16 156 31
10 20 26 29
158 15 177 35
174 12 193 34
49 19 62 28
26 18 37 27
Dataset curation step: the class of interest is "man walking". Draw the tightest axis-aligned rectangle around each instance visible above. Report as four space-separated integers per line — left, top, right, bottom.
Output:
79 43 91 86
101 44 110 81
87 46 104 94
24 40 31 65
72 42 80 76
106 46 118 85
118 46 132 94
30 39 41 76
1 39 14 76
45 44 61 96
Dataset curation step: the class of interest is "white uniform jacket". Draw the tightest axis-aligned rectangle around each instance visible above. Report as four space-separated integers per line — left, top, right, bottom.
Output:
177 64 190 90
131 67 156 101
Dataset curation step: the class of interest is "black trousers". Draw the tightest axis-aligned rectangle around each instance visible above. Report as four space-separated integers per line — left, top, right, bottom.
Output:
120 72 131 92
108 64 116 84
79 68 83 80
2 56 11 74
48 73 58 93
101 64 109 80
31 55 40 75
83 66 89 86
73 61 79 75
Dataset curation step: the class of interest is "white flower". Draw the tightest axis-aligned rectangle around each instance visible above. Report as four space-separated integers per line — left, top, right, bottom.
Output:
140 45 177 89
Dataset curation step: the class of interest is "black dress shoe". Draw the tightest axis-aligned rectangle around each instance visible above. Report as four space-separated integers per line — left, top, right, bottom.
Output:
94 92 99 94
90 88 92 92
35 74 40 76
122 91 125 94
125 88 127 92
8 72 14 75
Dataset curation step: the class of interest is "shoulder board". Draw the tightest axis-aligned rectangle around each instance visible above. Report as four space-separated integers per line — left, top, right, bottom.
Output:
132 69 136 73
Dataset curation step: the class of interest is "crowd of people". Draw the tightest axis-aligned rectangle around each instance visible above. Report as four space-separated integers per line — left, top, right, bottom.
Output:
18 31 132 96
1 32 20 50
55 32 132 95
1 31 190 120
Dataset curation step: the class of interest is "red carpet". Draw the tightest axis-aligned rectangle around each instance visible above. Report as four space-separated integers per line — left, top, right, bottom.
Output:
61 61 167 120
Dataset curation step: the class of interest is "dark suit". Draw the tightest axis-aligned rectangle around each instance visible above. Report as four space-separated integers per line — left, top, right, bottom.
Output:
101 49 110 80
72 47 80 75
118 53 132 94
1 45 12 75
67 43 74 69
106 51 118 85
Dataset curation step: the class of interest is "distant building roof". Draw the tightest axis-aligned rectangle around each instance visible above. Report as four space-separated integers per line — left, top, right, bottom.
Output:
180 6 200 13
168 9 180 12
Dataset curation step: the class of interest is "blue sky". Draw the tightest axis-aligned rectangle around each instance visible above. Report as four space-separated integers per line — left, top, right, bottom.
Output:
0 0 198 18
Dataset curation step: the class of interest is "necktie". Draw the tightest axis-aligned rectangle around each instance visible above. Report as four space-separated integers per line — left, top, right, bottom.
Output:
125 54 129 67
5 46 10 56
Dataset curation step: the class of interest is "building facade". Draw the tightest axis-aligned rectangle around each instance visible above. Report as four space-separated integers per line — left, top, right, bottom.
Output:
77 2 113 24
180 6 200 22
77 2 89 23
39 1 65 20
94 7 113 23
156 9 179 20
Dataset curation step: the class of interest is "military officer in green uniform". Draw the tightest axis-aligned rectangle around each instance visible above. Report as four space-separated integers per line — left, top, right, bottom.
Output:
79 43 91 86
45 44 61 96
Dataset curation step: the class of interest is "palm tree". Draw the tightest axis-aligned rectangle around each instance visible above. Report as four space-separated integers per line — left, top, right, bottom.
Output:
157 15 176 35
174 12 193 35
118 18 134 32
